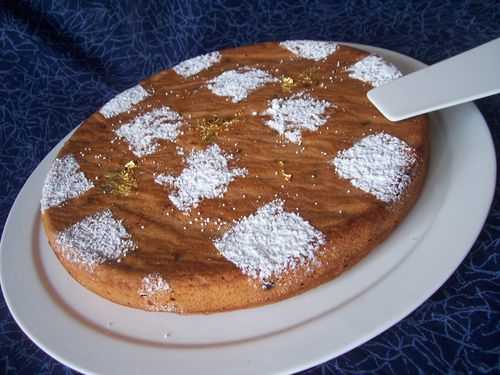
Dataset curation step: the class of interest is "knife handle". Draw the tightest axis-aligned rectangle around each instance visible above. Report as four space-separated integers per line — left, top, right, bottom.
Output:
367 37 500 121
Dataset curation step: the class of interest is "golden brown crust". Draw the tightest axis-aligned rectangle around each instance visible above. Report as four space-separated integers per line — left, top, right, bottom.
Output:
41 42 429 313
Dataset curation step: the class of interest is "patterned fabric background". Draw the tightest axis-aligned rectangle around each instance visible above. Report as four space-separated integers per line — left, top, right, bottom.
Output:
1 1 499 374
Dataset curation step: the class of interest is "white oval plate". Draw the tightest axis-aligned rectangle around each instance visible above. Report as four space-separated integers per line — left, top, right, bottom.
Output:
0 44 496 375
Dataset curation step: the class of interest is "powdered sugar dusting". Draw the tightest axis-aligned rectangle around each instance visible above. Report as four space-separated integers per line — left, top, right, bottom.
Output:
173 51 221 78
115 106 183 157
99 85 150 118
155 144 247 211
214 200 326 281
347 55 403 87
41 154 94 211
332 133 416 202
207 68 277 103
262 92 332 144
56 210 136 267
154 174 176 186
139 273 170 296
280 40 338 61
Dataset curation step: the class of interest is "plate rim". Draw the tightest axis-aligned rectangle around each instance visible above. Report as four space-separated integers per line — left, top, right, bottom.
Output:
1 42 496 375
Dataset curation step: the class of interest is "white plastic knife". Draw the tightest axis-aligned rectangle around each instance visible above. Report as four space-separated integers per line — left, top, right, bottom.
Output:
367 37 500 122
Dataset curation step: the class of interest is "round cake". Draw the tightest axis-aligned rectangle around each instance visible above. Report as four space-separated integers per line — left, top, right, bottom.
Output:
40 41 429 314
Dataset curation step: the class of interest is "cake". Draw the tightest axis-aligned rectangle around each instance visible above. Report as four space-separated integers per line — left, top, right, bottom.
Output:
40 41 429 313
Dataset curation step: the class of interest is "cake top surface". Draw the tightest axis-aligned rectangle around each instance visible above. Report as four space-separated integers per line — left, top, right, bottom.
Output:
42 41 427 285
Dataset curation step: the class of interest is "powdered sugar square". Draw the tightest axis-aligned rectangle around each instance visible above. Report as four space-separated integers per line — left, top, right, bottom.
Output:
207 68 277 103
280 40 338 61
41 154 94 211
173 51 221 78
347 55 403 87
214 200 326 281
99 84 150 118
332 133 416 202
155 144 247 211
139 273 171 296
56 209 136 268
262 92 332 144
115 106 183 157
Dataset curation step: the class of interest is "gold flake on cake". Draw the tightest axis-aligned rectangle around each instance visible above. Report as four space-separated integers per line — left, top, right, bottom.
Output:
297 67 323 87
277 160 292 181
102 160 138 196
194 113 241 143
280 76 296 92
280 67 323 93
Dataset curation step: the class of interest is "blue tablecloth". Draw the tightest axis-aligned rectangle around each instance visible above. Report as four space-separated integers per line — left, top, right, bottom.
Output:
1 1 499 374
